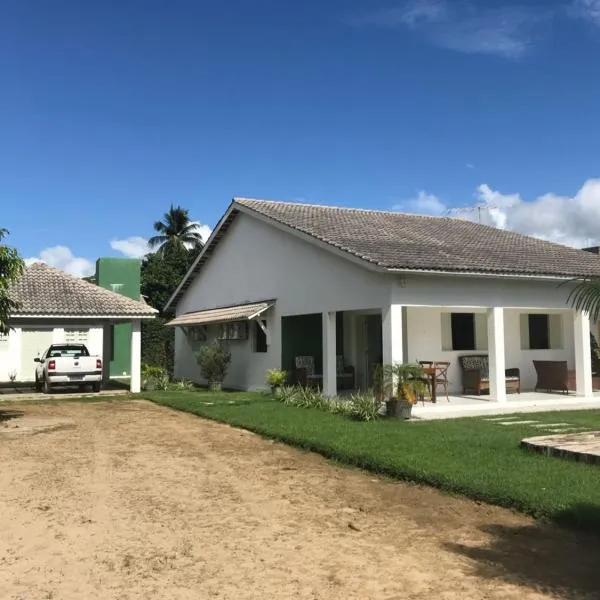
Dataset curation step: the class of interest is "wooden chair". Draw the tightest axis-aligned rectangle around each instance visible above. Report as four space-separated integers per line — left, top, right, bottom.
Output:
458 355 521 395
532 360 570 394
433 361 450 401
294 356 321 389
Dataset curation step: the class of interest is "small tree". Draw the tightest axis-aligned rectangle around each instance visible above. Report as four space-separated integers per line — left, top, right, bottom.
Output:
0 229 24 334
196 342 231 391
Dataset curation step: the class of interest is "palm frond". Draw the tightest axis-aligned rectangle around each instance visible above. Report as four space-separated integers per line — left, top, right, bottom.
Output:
567 279 600 323
148 235 169 249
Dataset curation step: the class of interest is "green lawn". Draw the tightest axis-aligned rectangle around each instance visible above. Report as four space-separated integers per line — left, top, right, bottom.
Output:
145 390 600 533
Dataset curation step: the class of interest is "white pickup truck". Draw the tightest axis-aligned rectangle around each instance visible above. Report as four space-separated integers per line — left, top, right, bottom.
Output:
34 344 103 394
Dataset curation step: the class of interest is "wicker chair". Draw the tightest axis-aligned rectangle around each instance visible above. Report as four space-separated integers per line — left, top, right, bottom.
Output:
458 355 521 395
532 360 570 394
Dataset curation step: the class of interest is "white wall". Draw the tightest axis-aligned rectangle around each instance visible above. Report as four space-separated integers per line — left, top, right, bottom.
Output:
0 323 105 383
406 306 576 393
394 273 578 310
175 213 392 390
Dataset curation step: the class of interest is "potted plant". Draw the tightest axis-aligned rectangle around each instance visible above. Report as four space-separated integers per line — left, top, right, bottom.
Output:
374 362 428 419
141 365 168 391
265 368 287 396
196 342 231 391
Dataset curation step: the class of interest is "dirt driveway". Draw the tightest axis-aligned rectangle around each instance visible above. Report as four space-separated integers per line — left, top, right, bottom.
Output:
0 401 598 600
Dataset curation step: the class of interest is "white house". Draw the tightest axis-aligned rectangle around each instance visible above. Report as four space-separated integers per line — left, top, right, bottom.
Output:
165 198 600 402
2 263 157 392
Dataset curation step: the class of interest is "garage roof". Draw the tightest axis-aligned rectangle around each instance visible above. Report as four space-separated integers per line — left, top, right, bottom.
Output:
167 300 274 327
9 263 158 318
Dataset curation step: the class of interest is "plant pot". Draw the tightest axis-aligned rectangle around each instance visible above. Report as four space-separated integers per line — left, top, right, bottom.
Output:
208 381 222 392
271 385 282 397
142 379 156 391
386 398 413 419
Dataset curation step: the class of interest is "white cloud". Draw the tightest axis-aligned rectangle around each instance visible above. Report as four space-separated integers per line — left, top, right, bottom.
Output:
25 246 94 277
351 0 551 59
466 162 475 170
193 222 213 245
110 236 150 259
110 223 212 258
570 0 600 25
412 179 600 248
396 191 446 215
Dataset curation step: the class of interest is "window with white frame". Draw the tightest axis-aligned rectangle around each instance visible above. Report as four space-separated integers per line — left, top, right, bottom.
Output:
441 312 488 351
520 313 563 350
64 328 89 345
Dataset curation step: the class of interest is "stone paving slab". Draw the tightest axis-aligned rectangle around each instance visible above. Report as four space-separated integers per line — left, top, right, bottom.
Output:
521 431 600 464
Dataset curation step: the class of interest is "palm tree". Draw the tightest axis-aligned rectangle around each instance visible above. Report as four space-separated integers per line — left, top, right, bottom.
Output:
148 205 204 254
568 279 600 323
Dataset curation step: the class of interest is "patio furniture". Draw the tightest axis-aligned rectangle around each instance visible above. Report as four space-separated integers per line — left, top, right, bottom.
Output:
418 361 450 402
294 355 322 389
458 354 521 395
532 360 570 394
294 355 355 390
336 356 355 390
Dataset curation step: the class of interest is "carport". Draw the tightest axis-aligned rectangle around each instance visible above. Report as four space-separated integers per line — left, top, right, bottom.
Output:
2 263 157 392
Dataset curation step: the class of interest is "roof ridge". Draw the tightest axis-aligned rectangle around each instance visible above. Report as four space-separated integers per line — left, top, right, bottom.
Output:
233 196 454 221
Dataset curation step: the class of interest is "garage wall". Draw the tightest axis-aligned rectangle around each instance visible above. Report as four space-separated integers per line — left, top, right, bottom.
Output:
0 323 105 383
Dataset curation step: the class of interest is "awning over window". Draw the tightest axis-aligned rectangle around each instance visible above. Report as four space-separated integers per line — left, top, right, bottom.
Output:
167 301 274 327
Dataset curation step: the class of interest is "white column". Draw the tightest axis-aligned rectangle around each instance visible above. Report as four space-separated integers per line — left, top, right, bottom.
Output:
130 319 141 393
574 310 593 397
322 311 337 397
487 307 507 403
382 304 403 366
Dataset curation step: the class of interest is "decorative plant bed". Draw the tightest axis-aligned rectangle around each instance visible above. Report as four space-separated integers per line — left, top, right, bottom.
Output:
521 431 600 465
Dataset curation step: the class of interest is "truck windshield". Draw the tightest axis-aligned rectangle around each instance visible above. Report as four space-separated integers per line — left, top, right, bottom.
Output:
47 345 90 358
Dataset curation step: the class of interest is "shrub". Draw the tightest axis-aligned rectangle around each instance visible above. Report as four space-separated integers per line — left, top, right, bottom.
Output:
347 392 381 421
170 378 195 391
196 342 231 383
265 368 287 388
141 365 169 391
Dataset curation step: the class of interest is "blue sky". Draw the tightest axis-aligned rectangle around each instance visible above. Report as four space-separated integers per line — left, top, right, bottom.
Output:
3 0 600 274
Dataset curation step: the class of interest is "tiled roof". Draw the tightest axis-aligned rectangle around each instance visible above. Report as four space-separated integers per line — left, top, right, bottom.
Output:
9 263 157 317
167 300 274 326
234 198 600 278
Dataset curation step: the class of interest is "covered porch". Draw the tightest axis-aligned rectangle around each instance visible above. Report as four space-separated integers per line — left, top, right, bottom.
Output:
283 303 597 403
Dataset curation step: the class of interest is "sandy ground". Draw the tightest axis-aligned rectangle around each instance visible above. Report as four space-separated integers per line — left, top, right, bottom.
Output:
0 401 599 600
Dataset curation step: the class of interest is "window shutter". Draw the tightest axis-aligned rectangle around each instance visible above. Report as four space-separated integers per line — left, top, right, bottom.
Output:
520 314 530 350
441 313 452 351
549 314 563 350
474 313 488 350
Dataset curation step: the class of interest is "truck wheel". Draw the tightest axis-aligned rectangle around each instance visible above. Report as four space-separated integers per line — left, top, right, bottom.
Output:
35 377 42 392
42 378 52 394
92 382 101 393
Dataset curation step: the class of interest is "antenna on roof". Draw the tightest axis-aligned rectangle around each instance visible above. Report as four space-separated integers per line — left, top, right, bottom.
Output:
446 203 501 224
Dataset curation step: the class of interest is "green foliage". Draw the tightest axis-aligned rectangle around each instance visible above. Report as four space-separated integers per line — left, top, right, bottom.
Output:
140 208 204 374
148 205 205 255
568 279 600 323
170 378 196 391
196 342 231 383
347 392 381 421
374 362 428 404
148 391 600 534
265 368 287 387
141 365 169 390
0 229 25 335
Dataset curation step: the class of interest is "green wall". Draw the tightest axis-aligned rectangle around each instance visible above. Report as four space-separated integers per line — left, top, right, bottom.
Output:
281 312 344 383
95 258 141 378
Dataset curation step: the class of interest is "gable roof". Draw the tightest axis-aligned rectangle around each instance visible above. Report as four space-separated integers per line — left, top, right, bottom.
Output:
9 263 157 318
165 197 600 310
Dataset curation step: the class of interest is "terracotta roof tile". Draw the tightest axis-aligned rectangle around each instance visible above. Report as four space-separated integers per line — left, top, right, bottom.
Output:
234 198 600 278
9 263 157 317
